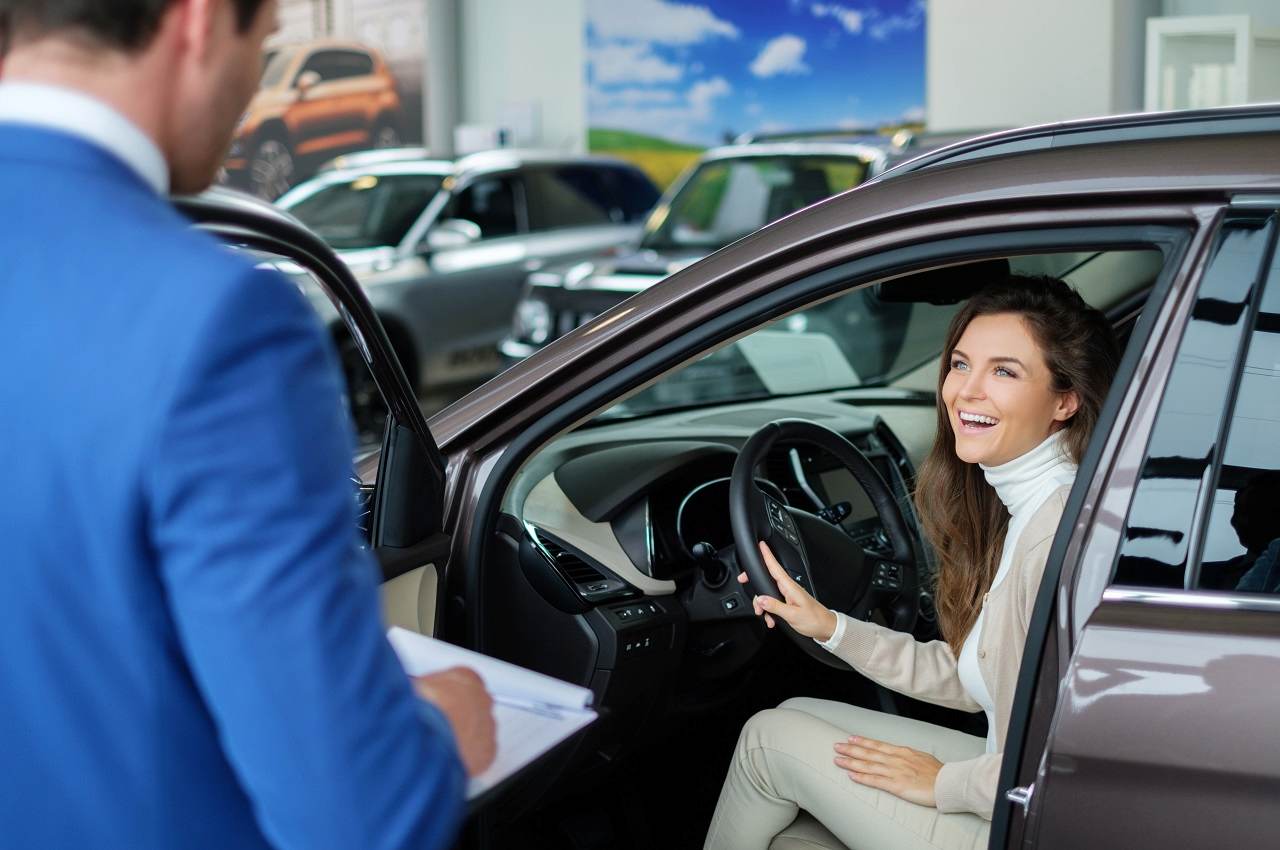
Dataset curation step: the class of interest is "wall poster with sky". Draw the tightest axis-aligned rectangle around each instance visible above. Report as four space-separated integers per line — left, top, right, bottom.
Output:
586 0 926 187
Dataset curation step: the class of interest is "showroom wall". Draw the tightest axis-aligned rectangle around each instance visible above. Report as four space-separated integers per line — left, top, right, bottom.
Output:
928 0 1280 130
926 0 1160 131
456 0 587 153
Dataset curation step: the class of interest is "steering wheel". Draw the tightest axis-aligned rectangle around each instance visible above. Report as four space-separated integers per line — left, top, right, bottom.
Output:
730 419 919 668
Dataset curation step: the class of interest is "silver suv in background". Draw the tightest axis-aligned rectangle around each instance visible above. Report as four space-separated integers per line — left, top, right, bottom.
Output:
273 150 660 440
500 141 886 361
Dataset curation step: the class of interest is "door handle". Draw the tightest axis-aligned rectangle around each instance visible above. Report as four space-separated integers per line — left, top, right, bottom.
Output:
1005 783 1034 814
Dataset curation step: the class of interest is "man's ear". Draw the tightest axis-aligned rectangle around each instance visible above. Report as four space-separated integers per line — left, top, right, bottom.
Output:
173 0 219 65
1054 389 1081 423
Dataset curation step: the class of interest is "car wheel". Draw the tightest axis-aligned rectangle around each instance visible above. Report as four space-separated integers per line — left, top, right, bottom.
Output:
372 122 401 149
248 136 295 200
335 332 389 448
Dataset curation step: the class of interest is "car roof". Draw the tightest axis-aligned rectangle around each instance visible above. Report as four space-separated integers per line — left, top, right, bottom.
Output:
319 147 434 172
275 161 455 207
450 148 646 178
878 102 1280 181
696 141 889 168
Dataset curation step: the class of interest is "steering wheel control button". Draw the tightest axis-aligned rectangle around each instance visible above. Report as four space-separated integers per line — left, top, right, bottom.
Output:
722 596 740 612
871 561 903 591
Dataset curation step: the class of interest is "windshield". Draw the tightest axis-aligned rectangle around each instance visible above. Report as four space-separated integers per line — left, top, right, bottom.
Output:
601 290 960 420
281 173 445 250
640 155 868 252
595 251 1122 423
260 48 290 88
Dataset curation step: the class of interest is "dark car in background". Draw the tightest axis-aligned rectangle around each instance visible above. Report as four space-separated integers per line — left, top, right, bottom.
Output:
500 141 886 361
273 149 661 440
224 41 404 200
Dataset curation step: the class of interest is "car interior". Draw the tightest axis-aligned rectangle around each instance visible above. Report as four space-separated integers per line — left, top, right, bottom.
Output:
369 246 1164 848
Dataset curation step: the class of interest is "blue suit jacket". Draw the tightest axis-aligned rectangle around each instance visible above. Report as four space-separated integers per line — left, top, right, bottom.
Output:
0 125 464 849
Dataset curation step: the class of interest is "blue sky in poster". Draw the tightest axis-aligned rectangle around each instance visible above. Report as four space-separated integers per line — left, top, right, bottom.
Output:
586 0 926 146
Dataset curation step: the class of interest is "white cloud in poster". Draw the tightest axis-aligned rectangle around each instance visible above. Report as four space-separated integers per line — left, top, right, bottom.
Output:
589 76 733 142
688 77 732 112
901 105 926 122
589 87 681 108
589 42 685 84
868 1 926 41
746 102 764 116
837 117 867 129
811 4 864 34
750 35 811 78
587 0 739 46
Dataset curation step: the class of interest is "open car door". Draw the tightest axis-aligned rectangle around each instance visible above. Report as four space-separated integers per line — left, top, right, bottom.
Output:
175 187 451 637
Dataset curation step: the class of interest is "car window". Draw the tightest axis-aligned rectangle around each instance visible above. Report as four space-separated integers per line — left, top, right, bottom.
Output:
280 173 444 250
606 166 661 222
261 48 289 87
1111 218 1276 590
641 155 868 252
1194 239 1280 594
446 176 521 239
524 167 616 230
299 49 373 83
595 250 1152 422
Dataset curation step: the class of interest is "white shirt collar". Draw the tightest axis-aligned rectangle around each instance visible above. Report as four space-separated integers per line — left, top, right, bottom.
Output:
980 429 1077 517
0 81 169 195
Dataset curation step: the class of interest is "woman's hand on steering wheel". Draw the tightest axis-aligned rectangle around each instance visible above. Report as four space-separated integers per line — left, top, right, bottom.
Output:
740 541 839 642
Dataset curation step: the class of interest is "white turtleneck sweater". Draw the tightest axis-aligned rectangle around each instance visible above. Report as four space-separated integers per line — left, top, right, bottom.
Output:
820 429 1077 751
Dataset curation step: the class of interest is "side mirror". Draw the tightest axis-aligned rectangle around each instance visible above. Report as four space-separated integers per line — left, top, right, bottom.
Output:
423 218 482 253
296 70 321 97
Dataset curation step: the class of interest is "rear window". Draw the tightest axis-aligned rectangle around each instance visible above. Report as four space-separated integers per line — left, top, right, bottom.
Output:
281 173 444 250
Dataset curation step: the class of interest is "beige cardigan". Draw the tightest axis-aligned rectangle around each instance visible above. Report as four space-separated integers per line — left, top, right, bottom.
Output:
828 484 1069 819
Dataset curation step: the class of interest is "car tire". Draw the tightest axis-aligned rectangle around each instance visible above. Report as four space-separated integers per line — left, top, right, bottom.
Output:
248 134 295 201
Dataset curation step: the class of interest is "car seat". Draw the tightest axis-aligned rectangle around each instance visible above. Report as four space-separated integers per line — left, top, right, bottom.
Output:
769 813 848 850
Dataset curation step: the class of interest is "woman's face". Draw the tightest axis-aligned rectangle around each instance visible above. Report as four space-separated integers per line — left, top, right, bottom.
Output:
941 312 1079 467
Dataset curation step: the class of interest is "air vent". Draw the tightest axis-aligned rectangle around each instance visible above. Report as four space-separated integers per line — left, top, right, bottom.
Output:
540 536 608 585
526 526 637 604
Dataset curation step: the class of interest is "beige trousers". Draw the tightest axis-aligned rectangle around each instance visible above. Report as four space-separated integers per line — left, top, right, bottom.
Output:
704 698 990 850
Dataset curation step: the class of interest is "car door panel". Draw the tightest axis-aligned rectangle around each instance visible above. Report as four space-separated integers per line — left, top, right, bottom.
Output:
179 191 451 637
1013 210 1280 849
1027 593 1280 849
381 564 441 635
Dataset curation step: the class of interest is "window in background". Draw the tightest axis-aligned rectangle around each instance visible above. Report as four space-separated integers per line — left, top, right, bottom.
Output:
284 173 444 250
525 167 615 230
448 176 521 239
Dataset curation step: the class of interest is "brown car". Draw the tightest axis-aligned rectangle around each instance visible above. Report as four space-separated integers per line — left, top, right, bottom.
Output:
223 40 402 199
186 103 1280 849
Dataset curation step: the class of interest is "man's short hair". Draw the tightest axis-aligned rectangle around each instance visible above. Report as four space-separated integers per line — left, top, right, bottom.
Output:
0 0 267 52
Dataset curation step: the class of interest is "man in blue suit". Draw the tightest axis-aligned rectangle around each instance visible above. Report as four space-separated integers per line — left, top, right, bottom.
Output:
0 1 494 848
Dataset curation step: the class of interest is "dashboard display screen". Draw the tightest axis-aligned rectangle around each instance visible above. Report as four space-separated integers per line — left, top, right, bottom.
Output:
817 466 883 524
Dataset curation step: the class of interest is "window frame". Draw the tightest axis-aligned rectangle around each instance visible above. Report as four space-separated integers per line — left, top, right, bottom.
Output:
1099 208 1280 605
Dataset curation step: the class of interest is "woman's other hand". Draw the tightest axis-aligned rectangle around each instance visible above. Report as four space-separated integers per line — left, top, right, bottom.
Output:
737 541 838 641
832 736 944 807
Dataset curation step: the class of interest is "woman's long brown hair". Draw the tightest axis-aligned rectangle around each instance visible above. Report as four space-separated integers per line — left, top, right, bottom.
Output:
915 275 1120 653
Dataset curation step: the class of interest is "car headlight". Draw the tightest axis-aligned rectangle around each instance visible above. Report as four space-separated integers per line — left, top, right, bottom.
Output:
515 298 553 345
